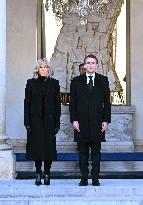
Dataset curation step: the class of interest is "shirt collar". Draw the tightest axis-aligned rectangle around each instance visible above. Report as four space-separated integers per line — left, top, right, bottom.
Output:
86 73 95 79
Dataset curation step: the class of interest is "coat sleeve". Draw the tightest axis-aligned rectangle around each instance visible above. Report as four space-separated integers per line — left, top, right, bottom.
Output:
103 77 111 123
55 80 61 129
24 79 32 127
69 79 78 123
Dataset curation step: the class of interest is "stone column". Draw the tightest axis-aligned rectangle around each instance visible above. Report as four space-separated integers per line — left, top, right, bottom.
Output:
130 0 143 146
0 0 16 179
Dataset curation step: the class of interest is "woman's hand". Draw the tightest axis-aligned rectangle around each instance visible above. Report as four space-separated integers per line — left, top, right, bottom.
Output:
73 121 80 132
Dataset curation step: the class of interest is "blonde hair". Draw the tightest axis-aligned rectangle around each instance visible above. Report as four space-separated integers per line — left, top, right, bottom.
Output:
33 58 54 79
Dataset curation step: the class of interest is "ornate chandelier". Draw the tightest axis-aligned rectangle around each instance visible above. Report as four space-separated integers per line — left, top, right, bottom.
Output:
45 0 124 25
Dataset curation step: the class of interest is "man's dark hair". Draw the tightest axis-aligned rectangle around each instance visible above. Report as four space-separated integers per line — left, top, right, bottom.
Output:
84 54 98 64
79 63 84 70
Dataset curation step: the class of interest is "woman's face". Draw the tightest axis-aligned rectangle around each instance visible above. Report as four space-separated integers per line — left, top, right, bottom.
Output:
38 64 49 76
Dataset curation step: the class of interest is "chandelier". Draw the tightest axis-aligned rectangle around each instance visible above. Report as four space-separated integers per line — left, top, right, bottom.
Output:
45 0 124 25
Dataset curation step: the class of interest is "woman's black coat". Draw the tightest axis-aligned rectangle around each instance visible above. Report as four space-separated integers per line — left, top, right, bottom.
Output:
24 77 61 160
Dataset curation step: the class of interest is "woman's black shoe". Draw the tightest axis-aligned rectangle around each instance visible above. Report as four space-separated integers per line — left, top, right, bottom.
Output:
35 173 42 186
44 174 50 185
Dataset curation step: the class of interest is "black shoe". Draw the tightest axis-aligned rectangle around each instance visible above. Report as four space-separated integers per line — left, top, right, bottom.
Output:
79 177 88 186
92 179 100 186
44 174 50 185
35 173 42 186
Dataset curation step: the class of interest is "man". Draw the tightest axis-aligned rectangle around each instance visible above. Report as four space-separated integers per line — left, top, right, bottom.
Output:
79 63 86 76
69 54 111 186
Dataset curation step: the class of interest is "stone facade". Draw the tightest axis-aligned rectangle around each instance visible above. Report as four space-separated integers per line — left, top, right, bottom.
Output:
51 0 123 92
0 0 142 178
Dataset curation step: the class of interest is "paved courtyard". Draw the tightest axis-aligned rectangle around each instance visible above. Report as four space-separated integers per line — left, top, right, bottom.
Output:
0 179 143 204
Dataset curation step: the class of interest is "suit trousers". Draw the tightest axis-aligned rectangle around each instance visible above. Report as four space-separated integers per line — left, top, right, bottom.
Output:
35 160 52 174
77 141 101 179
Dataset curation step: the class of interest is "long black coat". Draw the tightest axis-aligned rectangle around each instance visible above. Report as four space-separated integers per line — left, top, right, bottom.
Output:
24 78 61 160
69 73 111 142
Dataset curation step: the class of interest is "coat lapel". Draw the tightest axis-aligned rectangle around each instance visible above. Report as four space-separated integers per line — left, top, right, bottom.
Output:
79 74 101 96
81 73 101 88
93 73 101 93
81 75 87 88
79 74 89 95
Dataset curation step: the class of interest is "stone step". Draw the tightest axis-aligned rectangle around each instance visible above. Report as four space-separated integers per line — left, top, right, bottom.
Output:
0 179 143 205
16 171 143 179
0 198 142 205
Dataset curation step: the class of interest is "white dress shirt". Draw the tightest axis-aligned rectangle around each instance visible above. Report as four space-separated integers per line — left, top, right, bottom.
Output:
86 73 95 86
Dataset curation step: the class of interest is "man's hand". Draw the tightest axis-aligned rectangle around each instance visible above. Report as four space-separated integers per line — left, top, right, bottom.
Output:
26 125 31 133
73 121 80 132
101 122 108 132
55 128 59 135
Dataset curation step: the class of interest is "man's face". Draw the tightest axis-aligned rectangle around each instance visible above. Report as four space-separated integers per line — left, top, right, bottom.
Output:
85 57 97 75
79 65 86 76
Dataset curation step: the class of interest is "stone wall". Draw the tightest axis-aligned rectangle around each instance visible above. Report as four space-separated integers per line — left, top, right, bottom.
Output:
6 0 37 139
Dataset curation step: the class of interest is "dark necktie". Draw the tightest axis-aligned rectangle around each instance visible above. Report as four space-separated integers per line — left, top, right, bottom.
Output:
88 76 93 92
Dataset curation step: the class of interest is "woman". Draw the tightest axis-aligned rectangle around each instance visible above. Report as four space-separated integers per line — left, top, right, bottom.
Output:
24 58 61 186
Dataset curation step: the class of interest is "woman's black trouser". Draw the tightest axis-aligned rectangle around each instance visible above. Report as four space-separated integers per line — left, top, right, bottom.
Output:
35 160 52 175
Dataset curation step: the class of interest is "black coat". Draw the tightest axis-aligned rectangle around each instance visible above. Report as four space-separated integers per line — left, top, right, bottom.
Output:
24 77 61 160
69 73 111 142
